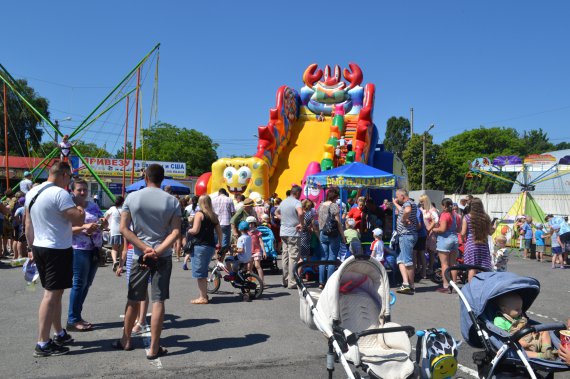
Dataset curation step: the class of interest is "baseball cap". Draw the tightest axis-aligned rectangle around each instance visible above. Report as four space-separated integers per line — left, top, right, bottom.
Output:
23 171 31 177
261 214 270 221
246 216 257 224
372 228 383 237
238 221 250 231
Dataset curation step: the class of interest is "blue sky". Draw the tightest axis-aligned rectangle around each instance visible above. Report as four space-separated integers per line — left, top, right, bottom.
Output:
3 1 570 158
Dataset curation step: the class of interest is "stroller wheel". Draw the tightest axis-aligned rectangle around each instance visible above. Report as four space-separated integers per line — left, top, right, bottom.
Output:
431 268 443 284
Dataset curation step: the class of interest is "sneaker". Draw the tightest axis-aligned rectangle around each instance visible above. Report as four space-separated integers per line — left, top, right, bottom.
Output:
396 285 412 294
112 261 120 272
182 263 188 271
34 340 70 357
242 293 251 302
53 329 74 346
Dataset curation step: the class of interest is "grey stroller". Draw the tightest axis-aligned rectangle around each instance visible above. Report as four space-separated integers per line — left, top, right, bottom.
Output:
446 264 569 378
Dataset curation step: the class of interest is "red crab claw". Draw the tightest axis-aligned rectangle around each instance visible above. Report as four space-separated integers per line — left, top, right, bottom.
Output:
323 65 341 86
302 64 323 88
343 62 363 89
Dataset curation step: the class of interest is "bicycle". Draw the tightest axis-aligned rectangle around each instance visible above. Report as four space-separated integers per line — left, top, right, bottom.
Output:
206 259 264 300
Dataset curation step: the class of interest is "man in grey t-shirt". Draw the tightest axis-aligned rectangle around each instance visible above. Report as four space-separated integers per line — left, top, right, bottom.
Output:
276 185 303 289
116 164 180 359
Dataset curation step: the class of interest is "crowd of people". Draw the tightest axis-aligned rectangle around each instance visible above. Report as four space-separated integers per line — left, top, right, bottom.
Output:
8 161 570 365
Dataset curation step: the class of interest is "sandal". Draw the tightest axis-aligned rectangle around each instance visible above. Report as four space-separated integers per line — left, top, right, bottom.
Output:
67 322 94 332
111 339 134 351
190 297 209 304
146 346 167 360
131 322 150 336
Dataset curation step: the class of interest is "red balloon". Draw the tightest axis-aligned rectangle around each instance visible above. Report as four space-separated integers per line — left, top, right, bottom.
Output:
195 172 211 196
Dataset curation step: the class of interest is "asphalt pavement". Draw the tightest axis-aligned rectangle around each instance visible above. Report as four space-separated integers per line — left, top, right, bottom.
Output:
0 254 569 378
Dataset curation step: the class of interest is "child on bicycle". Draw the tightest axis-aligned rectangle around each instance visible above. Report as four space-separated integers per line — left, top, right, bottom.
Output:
225 221 252 278
246 216 267 286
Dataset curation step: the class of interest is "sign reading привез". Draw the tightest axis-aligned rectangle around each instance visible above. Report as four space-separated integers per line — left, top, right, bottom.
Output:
70 157 186 179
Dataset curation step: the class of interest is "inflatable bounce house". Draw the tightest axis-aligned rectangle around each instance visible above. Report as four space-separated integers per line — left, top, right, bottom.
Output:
195 63 407 201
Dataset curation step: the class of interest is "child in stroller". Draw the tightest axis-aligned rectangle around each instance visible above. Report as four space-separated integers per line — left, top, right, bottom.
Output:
448 264 569 378
494 292 558 360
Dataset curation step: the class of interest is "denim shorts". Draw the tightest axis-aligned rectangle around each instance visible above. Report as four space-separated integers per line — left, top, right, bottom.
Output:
397 234 417 267
552 246 562 255
436 233 459 253
523 239 532 250
192 245 216 279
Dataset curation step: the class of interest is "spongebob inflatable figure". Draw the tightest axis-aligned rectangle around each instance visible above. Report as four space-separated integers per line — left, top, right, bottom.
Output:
210 157 269 198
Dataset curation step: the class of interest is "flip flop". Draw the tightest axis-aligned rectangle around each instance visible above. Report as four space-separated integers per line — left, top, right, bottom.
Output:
190 297 209 304
146 346 167 360
111 339 134 351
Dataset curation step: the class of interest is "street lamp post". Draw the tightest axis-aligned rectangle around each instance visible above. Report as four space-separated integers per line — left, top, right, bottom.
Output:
421 124 435 191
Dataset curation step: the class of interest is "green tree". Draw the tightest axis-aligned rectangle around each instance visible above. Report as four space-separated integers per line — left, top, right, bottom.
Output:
0 79 48 155
555 141 570 150
114 141 143 160
141 122 218 176
383 116 410 159
440 127 521 193
35 140 111 158
519 128 554 156
402 133 451 191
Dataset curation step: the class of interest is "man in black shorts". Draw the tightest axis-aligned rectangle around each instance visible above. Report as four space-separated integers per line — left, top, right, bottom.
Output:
115 164 180 359
24 161 85 357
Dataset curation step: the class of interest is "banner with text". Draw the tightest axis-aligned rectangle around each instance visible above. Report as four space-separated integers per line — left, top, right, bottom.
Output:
71 157 186 179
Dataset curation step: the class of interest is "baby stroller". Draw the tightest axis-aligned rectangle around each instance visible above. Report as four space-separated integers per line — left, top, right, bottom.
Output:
446 264 569 378
295 255 416 378
257 224 279 273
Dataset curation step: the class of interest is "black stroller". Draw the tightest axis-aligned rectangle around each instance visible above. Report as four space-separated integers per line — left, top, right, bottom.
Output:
446 265 569 378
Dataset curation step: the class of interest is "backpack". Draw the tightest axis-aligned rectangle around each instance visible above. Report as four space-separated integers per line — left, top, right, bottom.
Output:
321 204 339 237
415 328 458 379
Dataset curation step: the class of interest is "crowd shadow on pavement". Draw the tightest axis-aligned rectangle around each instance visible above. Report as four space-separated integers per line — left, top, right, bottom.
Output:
164 317 220 330
163 333 270 356
208 290 291 304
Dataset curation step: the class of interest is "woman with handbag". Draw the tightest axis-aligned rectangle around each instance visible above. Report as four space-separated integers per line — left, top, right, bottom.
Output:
317 187 345 289
187 195 222 304
67 179 107 331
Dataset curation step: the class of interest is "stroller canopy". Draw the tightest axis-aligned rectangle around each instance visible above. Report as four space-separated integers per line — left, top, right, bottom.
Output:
317 256 391 326
460 272 540 346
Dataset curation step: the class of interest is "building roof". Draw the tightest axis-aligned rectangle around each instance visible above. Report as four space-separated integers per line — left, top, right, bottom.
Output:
0 156 50 169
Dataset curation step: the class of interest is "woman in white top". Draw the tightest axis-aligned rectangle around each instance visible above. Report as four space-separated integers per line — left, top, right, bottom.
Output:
104 196 125 271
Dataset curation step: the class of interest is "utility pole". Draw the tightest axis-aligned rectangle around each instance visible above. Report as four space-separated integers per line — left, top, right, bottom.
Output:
410 107 414 136
422 124 435 190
